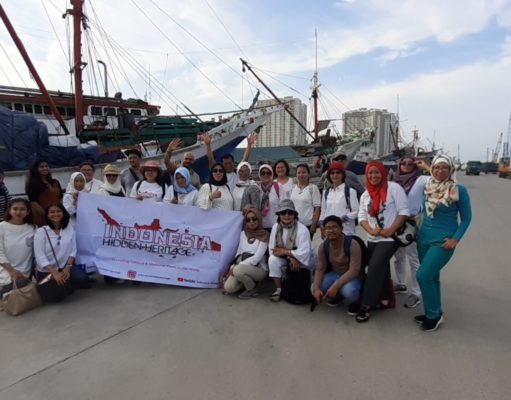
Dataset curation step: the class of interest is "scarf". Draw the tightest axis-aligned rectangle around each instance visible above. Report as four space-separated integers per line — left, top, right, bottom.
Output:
173 167 196 194
424 154 458 218
393 156 421 195
243 206 270 243
100 174 125 196
208 162 228 187
365 161 388 217
258 164 273 216
275 218 298 250
236 161 256 187
66 172 86 194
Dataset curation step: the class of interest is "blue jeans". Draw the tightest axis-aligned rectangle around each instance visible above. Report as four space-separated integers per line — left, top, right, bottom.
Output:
321 271 361 304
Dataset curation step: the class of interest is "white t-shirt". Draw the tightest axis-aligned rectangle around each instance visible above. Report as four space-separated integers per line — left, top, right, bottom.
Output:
0 222 35 285
130 181 164 202
319 183 360 236
34 226 77 272
84 179 103 194
358 181 410 242
290 184 321 226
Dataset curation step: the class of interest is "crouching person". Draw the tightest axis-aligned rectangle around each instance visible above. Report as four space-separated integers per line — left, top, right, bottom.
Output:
268 199 315 303
312 215 362 314
223 207 269 299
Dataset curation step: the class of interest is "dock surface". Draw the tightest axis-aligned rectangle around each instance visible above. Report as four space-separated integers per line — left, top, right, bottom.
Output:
1 175 510 400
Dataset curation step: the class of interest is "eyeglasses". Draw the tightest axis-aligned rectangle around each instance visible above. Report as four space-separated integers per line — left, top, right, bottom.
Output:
212 168 224 173
279 210 295 216
260 171 272 176
245 217 258 223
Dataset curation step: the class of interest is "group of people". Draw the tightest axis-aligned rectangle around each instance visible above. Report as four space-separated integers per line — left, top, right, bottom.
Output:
0 135 471 332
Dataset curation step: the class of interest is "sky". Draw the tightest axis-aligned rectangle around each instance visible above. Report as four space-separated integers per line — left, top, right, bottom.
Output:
1 0 511 162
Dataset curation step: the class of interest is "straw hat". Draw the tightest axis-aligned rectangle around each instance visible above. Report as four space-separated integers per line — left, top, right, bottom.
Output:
103 164 121 175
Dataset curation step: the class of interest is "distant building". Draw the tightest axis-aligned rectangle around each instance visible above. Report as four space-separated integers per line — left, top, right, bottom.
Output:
343 108 397 157
255 97 307 147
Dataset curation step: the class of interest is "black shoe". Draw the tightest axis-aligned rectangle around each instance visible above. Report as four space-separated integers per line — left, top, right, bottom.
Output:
414 315 426 325
394 284 408 294
347 303 360 316
326 297 342 307
356 308 370 323
421 314 444 332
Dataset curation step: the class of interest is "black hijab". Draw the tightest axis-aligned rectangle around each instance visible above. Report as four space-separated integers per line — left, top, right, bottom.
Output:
208 162 228 186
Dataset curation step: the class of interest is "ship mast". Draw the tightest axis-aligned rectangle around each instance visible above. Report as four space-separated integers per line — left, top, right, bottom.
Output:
0 3 70 135
311 29 320 142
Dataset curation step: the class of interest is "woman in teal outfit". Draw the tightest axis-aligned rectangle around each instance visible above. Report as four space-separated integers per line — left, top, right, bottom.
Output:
415 155 472 332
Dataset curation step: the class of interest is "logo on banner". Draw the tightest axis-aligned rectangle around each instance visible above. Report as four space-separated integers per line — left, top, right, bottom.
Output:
97 208 222 258
127 270 137 279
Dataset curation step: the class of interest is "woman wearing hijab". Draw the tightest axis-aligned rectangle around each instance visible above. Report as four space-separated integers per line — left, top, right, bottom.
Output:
258 164 277 230
231 161 260 211
63 172 86 227
392 156 431 308
98 164 126 197
163 167 198 206
356 161 410 322
197 163 233 210
415 155 471 332
223 206 269 299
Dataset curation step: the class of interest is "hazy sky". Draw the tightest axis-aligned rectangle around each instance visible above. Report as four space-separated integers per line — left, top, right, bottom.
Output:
1 0 511 161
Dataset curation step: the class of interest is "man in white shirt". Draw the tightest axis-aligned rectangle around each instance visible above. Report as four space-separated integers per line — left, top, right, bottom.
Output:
79 161 103 194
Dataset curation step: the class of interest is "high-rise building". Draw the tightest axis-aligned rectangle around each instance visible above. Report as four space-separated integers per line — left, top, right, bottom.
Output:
343 108 397 157
254 97 307 147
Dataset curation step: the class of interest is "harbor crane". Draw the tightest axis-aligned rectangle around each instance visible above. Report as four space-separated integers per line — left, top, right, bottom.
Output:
498 111 511 178
492 132 503 163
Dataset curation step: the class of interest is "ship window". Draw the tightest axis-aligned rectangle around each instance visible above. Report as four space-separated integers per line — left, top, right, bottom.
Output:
104 107 116 116
0 102 11 109
57 107 66 116
67 107 75 116
91 106 102 116
24 104 33 113
14 103 23 111
34 105 42 114
130 109 142 116
43 106 51 115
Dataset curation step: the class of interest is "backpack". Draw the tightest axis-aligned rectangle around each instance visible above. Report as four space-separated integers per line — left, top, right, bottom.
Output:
281 266 313 305
135 180 166 199
323 185 358 225
323 235 369 280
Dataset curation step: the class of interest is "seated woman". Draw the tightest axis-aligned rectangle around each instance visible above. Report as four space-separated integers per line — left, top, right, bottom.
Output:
99 164 126 197
0 198 36 297
197 163 234 210
356 161 409 322
231 162 260 211
25 160 63 226
34 204 90 302
223 206 269 299
130 160 166 202
312 215 362 313
268 199 314 302
63 172 86 227
163 167 198 206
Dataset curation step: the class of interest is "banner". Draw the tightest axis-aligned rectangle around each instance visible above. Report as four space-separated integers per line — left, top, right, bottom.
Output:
75 193 243 288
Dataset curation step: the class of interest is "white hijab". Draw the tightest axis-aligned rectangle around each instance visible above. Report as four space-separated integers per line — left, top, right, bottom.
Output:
66 172 86 194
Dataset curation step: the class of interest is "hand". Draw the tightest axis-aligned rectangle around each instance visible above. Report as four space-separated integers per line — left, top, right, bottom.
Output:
370 227 382 236
136 194 144 201
61 267 71 281
211 189 222 199
312 289 323 303
379 228 393 238
325 284 340 299
416 160 430 170
309 223 317 236
72 192 79 202
171 197 178 204
443 238 459 250
51 270 67 286
166 138 183 153
247 132 257 146
272 248 288 257
289 257 301 271
320 226 326 240
199 133 211 146
9 269 26 282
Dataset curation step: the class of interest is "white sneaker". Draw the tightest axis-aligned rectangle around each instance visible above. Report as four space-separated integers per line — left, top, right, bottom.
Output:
269 289 281 302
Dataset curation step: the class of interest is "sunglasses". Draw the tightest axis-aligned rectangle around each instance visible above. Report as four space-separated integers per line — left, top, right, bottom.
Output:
279 210 295 216
212 168 224 173
144 168 158 172
260 171 272 176
245 217 258 223
105 174 118 178
401 162 414 166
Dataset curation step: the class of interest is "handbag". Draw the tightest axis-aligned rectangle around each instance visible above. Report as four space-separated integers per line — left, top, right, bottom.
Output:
2 279 42 316
376 217 417 247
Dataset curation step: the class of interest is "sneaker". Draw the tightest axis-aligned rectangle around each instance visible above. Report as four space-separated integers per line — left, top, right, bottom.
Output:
356 308 370 323
347 303 360 316
269 289 281 302
394 284 408 294
414 315 426 325
421 314 444 332
404 294 421 309
238 288 259 299
326 298 341 307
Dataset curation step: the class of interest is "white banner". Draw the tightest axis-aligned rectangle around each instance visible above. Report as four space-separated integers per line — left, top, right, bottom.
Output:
75 193 243 288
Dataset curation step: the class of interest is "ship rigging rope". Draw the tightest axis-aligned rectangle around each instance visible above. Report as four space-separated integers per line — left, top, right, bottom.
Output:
84 28 102 97
0 63 13 85
40 0 70 67
0 43 28 87
130 0 242 110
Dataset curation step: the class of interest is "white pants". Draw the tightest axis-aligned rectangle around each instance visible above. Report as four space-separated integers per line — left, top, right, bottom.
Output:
394 242 421 297
268 255 314 279
224 264 268 293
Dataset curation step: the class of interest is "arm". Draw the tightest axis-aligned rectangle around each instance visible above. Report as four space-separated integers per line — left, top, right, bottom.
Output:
288 226 312 267
452 186 472 242
63 194 77 215
311 185 321 233
0 229 25 280
164 138 183 174
196 185 213 210
312 242 326 294
241 133 256 162
345 188 360 220
241 240 268 266
199 133 215 169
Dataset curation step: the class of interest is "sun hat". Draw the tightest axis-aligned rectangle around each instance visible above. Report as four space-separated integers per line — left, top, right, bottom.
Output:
103 164 121 175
